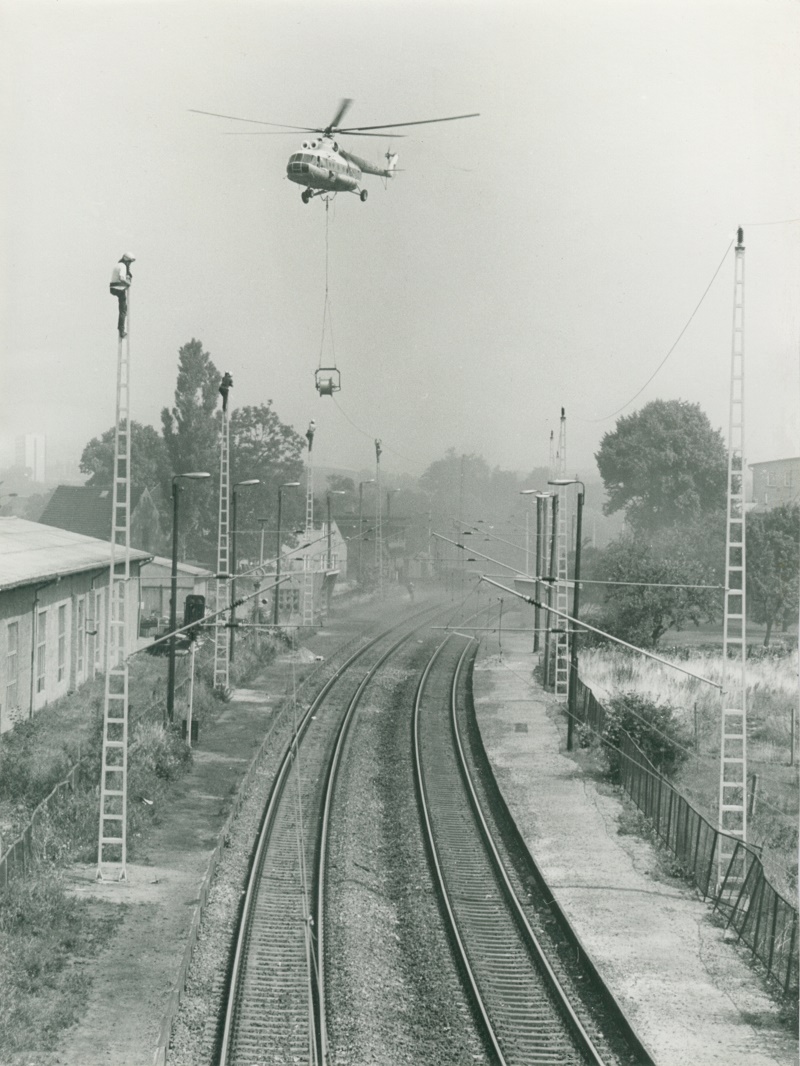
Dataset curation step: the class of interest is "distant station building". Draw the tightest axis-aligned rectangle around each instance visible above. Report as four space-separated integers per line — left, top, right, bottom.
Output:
269 520 348 619
0 517 151 733
139 556 213 637
749 457 800 512
39 484 163 553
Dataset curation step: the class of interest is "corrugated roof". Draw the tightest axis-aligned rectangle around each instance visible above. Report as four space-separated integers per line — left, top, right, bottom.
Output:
39 484 146 541
0 517 151 591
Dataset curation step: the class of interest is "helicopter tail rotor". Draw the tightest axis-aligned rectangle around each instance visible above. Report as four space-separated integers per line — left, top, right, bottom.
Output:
385 149 399 176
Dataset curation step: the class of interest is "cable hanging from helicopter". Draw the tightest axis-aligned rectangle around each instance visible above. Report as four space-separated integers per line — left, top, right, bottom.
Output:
315 197 341 397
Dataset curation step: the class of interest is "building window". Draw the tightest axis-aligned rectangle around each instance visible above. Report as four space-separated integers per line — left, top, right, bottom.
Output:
784 471 793 488
58 604 67 683
77 598 85 676
6 621 19 711
36 609 47 694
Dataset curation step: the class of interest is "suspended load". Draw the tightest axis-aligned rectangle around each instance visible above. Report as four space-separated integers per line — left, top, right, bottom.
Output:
315 367 341 396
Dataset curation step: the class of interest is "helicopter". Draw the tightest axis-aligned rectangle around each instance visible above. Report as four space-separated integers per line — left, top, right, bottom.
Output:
189 99 479 203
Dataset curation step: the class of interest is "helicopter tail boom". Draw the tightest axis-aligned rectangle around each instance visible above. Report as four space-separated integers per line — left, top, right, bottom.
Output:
340 147 397 178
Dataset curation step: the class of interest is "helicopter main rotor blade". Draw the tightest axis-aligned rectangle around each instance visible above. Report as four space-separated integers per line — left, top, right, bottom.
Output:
335 112 479 133
339 132 405 138
189 109 319 132
327 98 353 130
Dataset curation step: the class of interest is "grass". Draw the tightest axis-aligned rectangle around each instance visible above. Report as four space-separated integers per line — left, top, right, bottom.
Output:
578 644 799 900
0 866 124 1055
0 628 281 1056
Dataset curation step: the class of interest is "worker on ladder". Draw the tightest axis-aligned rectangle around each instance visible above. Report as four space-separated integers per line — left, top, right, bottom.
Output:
219 372 233 412
110 254 134 338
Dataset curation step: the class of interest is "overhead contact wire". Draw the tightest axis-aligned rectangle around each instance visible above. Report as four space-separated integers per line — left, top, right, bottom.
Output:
586 238 734 423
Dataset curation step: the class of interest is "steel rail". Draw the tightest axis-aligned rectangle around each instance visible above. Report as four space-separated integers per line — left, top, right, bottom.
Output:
413 635 507 1063
448 641 607 1064
413 635 609 1065
314 615 446 1062
218 602 442 1065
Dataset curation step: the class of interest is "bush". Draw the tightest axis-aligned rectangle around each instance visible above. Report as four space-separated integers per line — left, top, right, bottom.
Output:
601 690 691 781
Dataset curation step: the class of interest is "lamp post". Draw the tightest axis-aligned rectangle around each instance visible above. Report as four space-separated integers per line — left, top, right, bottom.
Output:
358 479 374 586
230 479 260 662
549 478 585 751
273 482 300 626
167 472 210 725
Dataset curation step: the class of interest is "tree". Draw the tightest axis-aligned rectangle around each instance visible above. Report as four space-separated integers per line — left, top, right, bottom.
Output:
80 422 169 497
595 400 727 531
746 504 800 646
594 523 722 648
160 340 222 562
229 403 306 565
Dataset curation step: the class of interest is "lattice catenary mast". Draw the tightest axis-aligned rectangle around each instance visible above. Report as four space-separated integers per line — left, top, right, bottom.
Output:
302 421 316 628
96 302 133 880
718 227 748 885
375 439 383 597
554 408 570 698
213 385 232 693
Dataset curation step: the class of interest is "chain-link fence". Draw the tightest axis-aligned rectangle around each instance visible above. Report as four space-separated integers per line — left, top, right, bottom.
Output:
574 676 798 997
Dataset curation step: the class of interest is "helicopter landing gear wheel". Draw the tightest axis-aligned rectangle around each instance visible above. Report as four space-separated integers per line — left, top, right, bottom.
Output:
301 189 311 204
360 189 368 202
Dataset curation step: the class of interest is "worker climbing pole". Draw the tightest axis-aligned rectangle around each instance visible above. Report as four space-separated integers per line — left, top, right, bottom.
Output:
315 198 341 397
213 373 233 694
96 255 135 881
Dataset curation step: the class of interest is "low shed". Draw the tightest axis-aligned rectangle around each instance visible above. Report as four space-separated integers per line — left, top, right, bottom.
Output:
0 517 151 732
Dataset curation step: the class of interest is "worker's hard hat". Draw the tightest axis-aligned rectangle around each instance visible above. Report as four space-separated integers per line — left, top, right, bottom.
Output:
120 253 135 262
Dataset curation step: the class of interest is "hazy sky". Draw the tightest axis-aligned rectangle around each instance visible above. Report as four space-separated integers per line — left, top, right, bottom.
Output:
1 0 798 482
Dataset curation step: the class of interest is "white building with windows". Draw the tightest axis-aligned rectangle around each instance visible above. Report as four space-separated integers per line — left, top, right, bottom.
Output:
0 517 150 733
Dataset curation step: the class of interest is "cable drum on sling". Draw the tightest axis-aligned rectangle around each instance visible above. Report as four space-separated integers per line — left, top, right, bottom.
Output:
315 197 341 397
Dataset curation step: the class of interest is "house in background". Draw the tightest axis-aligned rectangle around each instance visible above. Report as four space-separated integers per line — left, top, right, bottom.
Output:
139 556 213 636
39 484 163 553
0 517 151 733
749 457 800 512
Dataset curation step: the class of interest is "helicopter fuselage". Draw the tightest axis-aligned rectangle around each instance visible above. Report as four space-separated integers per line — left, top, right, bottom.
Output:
287 141 362 193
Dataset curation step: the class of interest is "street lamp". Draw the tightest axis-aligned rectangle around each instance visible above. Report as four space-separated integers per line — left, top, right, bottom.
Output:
230 479 260 662
167 472 210 724
548 478 585 751
273 482 300 626
358 479 375 586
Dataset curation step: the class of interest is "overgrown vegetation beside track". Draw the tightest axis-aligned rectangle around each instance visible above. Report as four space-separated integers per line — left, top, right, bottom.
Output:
0 629 278 1057
578 644 799 899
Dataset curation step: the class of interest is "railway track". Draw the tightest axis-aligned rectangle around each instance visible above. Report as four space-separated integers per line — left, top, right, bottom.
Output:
413 634 650 1066
218 604 442 1066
